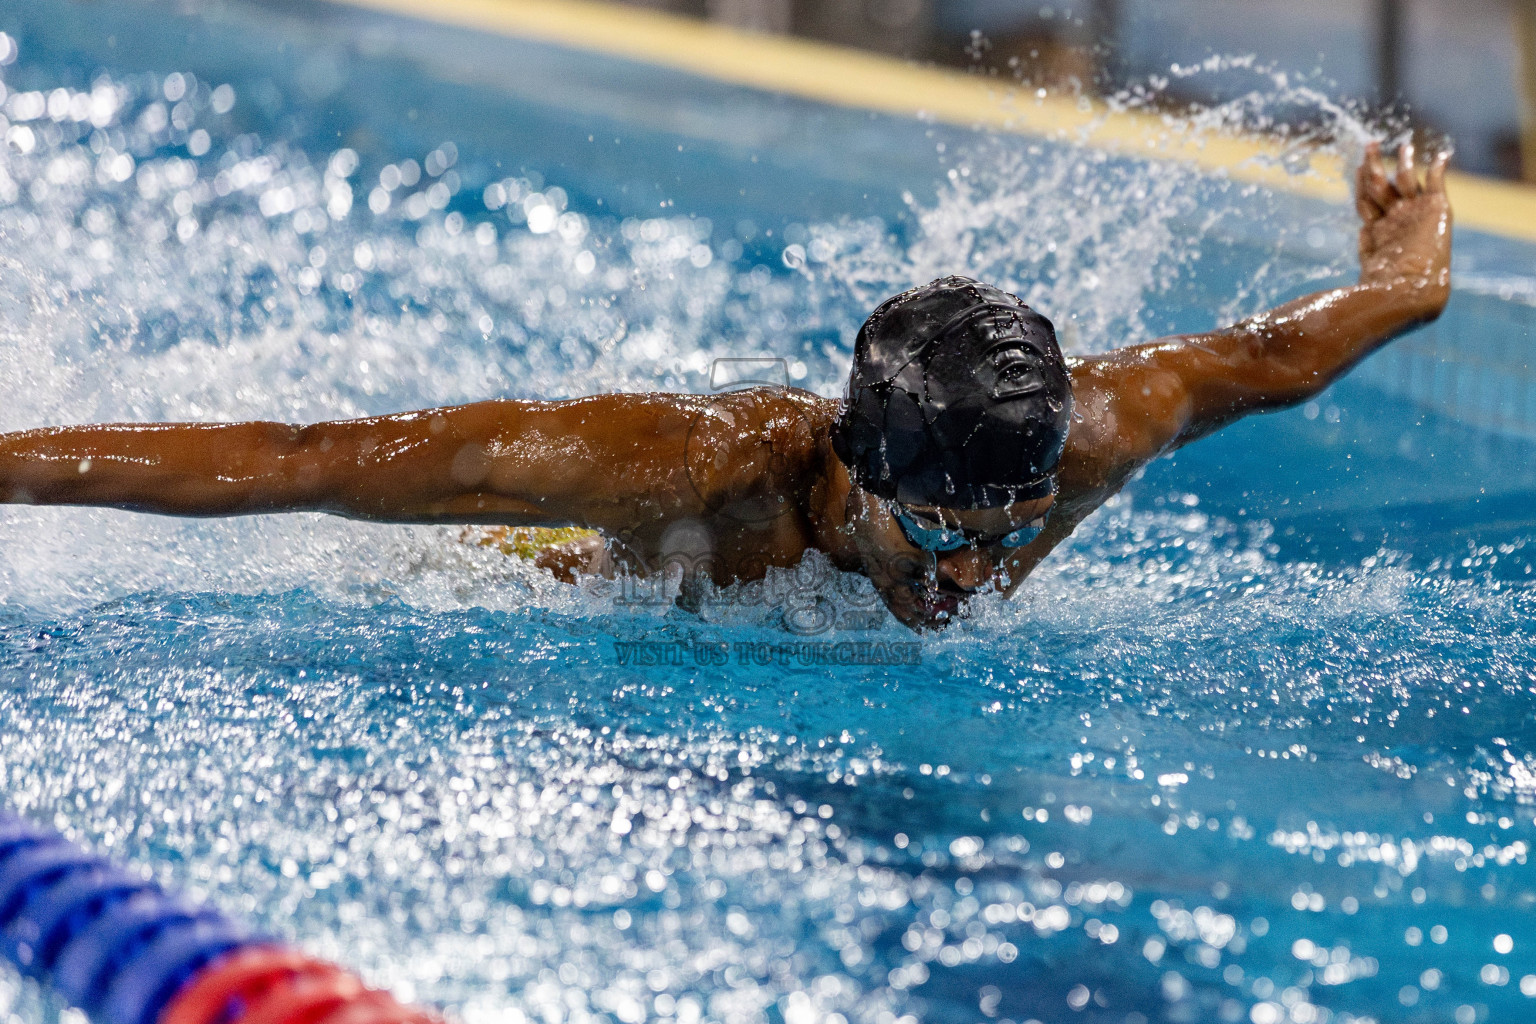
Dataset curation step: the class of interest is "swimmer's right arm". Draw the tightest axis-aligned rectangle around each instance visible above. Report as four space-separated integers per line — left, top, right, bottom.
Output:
0 393 714 532
1064 140 1451 487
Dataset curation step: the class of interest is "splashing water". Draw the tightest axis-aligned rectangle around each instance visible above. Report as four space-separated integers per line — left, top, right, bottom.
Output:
0 35 1534 1024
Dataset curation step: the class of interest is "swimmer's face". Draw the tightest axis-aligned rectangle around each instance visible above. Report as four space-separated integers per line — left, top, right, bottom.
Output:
846 487 1056 630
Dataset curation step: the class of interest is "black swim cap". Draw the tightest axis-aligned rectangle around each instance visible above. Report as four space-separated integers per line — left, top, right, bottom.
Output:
831 276 1073 509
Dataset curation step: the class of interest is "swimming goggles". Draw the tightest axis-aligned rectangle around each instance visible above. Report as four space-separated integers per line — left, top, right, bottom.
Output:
889 503 1048 552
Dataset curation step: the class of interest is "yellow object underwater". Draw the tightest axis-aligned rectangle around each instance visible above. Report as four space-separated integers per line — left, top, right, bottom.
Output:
467 526 599 559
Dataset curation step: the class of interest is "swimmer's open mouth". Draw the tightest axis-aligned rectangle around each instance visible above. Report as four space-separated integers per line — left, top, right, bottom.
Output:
910 584 971 620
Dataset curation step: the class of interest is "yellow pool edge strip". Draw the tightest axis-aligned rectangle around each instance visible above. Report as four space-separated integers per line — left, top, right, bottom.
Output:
329 0 1536 243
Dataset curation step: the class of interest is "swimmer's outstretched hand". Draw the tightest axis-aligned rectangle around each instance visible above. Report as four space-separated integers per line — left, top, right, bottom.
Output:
1354 141 1452 307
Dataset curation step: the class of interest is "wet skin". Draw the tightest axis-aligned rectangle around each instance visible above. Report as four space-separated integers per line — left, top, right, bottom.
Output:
0 145 1451 630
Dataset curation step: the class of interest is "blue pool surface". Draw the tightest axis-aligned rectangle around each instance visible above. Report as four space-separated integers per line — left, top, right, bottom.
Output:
0 2 1534 1024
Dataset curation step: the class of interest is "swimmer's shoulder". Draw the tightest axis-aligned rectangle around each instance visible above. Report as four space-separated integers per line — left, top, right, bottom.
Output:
695 385 839 437
508 388 837 434
1058 351 1190 500
677 386 837 511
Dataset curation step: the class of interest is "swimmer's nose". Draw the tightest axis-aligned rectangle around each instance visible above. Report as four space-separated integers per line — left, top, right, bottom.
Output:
936 550 993 593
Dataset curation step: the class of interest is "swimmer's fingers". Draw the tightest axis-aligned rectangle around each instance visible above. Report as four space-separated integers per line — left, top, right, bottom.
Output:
1395 141 1422 198
1426 150 1450 194
1354 169 1383 221
1354 193 1383 223
1355 143 1390 220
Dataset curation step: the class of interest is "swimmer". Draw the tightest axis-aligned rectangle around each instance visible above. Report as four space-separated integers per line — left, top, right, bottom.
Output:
0 143 1450 630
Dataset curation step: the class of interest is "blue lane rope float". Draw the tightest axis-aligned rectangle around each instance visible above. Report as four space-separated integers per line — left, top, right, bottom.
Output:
0 809 442 1024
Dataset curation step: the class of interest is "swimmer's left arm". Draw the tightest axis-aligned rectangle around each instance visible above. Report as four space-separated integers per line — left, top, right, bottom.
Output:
1076 141 1451 470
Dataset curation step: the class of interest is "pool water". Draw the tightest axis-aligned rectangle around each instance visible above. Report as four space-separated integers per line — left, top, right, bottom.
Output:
0 3 1534 1024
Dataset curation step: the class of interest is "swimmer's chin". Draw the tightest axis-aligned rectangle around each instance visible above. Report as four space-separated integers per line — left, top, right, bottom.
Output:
881 585 967 632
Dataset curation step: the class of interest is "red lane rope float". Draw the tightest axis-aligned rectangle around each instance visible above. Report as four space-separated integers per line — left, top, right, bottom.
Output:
160 947 443 1024
337 997 441 1024
313 990 440 1024
159 948 343 1024
234 971 368 1024
306 991 400 1024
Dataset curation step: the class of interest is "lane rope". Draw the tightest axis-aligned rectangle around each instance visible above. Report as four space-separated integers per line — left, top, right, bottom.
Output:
0 811 442 1024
